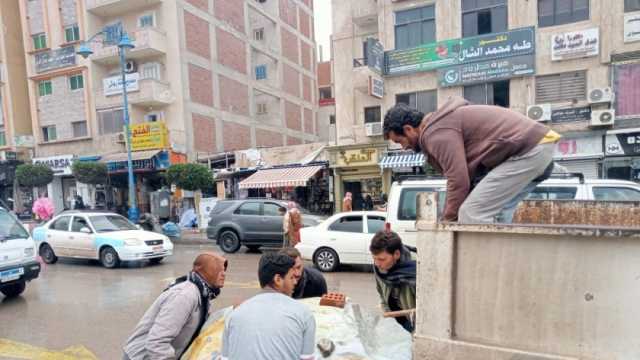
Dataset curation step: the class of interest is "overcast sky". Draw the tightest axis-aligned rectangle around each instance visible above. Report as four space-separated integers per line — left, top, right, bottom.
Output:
313 1 332 62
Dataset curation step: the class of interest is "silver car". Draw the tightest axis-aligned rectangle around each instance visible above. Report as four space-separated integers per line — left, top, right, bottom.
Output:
206 199 324 253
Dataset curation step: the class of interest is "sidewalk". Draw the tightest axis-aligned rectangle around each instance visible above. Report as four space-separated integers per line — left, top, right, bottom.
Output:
174 229 214 245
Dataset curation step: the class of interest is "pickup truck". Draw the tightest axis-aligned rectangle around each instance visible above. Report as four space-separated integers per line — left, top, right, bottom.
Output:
0 206 41 298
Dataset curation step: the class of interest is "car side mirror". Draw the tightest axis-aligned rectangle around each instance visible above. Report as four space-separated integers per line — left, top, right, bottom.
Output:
80 227 92 234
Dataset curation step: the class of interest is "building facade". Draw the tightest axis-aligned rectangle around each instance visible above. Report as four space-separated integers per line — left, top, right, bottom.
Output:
16 0 318 213
317 60 336 143
330 0 640 210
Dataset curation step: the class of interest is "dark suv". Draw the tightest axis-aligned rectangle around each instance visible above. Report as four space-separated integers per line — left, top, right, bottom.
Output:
206 199 324 253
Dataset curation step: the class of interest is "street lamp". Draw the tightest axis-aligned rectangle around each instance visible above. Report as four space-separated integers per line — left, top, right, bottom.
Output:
78 30 139 222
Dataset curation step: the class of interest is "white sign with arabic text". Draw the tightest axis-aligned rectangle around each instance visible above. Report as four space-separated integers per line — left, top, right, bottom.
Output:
103 73 139 96
551 28 599 61
625 13 640 43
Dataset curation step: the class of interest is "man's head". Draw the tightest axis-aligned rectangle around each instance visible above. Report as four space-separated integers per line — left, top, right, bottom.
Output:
383 103 425 152
369 230 404 272
258 253 297 296
279 247 304 282
193 252 227 288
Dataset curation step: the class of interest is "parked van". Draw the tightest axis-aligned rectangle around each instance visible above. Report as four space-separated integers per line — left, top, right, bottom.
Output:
386 174 640 246
0 206 41 298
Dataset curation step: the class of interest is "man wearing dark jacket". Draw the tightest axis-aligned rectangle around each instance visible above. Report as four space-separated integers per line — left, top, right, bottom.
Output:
383 97 559 223
280 247 328 299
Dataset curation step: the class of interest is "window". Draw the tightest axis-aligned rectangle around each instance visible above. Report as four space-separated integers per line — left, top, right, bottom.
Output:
592 187 640 202
464 81 510 107
328 216 363 233
71 217 91 232
255 65 267 80
525 186 577 200
141 62 161 80
51 216 70 231
69 74 84 91
535 71 586 103
256 103 268 114
235 202 261 215
212 201 235 214
32 33 47 50
538 0 589 27
97 108 124 135
364 106 381 124
462 0 507 37
72 121 88 138
0 131 5 147
626 0 640 12
263 203 284 216
329 115 336 125
38 80 52 97
42 126 57 142
138 13 155 28
145 112 162 122
394 5 436 50
398 188 446 220
319 87 333 99
613 63 640 117
65 24 80 43
396 90 437 114
367 215 386 234
253 28 264 41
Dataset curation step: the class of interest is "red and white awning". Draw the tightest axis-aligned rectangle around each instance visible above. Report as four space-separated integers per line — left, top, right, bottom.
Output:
238 165 323 189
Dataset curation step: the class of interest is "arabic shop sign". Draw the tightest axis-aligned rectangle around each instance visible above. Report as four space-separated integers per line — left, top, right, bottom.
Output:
35 46 76 73
129 121 169 151
33 155 74 176
606 131 640 156
103 73 140 96
551 107 591 123
551 28 599 61
385 27 535 76
365 38 385 74
337 148 378 167
625 14 640 43
369 76 384 99
438 54 535 87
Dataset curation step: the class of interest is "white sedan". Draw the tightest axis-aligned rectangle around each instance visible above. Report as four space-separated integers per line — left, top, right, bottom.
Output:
296 211 386 272
32 211 173 268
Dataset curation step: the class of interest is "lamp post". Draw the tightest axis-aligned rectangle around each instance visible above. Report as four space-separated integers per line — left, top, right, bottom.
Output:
78 31 139 222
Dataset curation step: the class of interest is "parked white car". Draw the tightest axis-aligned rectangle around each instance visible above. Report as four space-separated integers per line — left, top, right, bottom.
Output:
0 207 40 298
32 211 173 268
296 211 386 272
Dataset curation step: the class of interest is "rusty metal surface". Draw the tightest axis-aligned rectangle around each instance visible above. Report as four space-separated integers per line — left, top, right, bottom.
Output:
513 200 640 227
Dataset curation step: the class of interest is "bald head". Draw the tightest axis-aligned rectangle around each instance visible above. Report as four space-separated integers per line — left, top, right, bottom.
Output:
193 252 227 288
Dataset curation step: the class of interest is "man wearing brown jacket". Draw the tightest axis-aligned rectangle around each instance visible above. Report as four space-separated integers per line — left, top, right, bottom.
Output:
383 96 559 223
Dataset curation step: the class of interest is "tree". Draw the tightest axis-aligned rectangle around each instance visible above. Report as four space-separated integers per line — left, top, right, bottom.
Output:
15 164 54 188
166 163 213 191
72 161 109 185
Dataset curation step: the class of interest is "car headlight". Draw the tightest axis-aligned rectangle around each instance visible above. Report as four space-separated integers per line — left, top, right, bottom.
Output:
24 247 35 258
124 238 143 246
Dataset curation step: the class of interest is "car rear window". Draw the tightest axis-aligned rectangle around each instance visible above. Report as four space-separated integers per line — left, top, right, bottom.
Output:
592 187 640 201
211 202 235 214
398 188 445 220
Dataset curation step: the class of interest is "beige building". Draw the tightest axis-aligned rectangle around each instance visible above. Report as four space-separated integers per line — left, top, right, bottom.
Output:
17 0 318 212
330 0 640 210
317 60 336 143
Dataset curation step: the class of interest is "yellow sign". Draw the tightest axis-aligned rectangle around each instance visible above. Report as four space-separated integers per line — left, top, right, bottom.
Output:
337 148 378 167
128 122 168 151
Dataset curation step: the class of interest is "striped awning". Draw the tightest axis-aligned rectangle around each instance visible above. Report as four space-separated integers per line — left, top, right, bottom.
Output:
239 165 323 189
379 153 425 169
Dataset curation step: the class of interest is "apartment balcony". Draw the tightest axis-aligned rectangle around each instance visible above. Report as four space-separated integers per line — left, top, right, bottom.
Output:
90 28 167 65
87 0 163 17
95 78 174 109
352 0 378 27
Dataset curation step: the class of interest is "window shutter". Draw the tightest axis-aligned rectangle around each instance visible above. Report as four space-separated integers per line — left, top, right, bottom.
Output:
535 71 586 103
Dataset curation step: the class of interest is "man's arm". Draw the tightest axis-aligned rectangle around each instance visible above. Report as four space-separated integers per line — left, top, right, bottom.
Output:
426 130 470 221
300 311 317 360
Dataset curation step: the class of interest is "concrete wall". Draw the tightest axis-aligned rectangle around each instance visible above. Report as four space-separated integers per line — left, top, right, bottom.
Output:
413 192 640 359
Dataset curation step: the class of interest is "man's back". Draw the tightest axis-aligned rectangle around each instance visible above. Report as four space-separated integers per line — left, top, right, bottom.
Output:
222 291 316 359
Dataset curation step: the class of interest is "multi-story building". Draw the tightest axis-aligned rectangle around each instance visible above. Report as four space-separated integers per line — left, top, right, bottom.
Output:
18 0 318 212
329 0 640 211
317 60 335 143
0 0 33 208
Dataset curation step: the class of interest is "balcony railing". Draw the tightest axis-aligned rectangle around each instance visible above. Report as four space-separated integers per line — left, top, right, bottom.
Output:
90 28 167 65
87 0 163 17
319 98 336 106
95 78 173 108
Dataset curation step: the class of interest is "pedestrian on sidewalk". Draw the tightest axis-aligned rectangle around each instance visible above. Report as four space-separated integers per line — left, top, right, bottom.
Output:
221 253 316 360
283 202 302 248
280 247 328 299
383 96 559 223
342 192 353 212
123 252 227 360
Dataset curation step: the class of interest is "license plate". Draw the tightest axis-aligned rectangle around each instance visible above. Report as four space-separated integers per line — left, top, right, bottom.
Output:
152 245 163 252
0 267 24 283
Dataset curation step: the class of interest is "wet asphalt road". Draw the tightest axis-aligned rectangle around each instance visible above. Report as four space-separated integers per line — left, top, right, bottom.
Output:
0 244 379 359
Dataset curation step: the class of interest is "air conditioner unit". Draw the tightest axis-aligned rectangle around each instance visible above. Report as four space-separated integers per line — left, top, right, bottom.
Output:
590 109 615 127
125 60 137 74
365 122 383 137
526 104 552 122
116 132 126 143
588 87 614 104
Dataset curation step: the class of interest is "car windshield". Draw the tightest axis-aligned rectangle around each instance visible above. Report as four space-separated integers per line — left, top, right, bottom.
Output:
89 215 138 232
0 208 30 240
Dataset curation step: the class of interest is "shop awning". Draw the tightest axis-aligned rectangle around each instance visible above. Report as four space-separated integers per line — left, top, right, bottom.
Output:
239 165 323 189
379 153 425 169
101 150 162 163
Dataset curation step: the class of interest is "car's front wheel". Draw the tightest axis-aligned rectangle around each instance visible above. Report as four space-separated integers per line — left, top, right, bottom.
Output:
314 248 339 272
219 230 241 254
149 257 164 265
100 247 120 269
39 243 58 264
0 281 26 298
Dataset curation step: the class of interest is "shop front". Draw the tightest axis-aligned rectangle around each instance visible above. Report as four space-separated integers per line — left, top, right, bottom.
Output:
378 150 426 181
32 154 77 213
328 143 390 212
604 128 640 182
0 159 20 210
553 134 604 179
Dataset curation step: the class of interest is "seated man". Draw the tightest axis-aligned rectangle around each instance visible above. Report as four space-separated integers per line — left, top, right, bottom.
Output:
369 230 416 332
279 247 328 299
221 253 316 360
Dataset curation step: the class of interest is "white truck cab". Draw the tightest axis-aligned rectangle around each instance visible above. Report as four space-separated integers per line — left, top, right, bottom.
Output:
0 206 41 298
